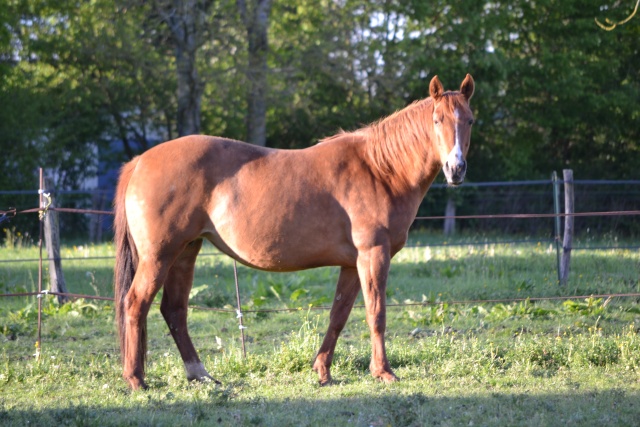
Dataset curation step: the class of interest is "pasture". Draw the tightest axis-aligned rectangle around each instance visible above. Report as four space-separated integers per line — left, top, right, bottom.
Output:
1 233 640 426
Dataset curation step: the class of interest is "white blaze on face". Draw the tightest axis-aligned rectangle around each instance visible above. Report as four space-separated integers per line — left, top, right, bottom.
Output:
446 108 465 168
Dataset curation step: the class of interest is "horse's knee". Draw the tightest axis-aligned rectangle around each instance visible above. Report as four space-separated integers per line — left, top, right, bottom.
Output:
160 300 187 327
159 298 175 320
366 313 387 336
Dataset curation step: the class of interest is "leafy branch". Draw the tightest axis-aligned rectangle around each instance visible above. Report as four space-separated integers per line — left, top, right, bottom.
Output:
595 0 639 30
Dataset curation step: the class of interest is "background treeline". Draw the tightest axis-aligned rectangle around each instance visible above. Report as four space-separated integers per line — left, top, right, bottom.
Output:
0 0 638 234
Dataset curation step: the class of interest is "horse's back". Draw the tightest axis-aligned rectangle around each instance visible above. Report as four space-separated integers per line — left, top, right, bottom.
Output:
204 138 363 270
124 135 362 270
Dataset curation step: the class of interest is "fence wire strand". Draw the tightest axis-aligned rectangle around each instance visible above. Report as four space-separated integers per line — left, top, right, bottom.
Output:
2 182 639 359
3 290 640 314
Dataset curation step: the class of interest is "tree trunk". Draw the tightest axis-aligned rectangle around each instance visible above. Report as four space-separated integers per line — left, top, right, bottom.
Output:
161 0 203 137
238 0 271 146
176 33 201 136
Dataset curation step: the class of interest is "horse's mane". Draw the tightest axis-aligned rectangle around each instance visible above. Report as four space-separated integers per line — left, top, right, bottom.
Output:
319 92 467 191
319 92 464 192
363 98 435 191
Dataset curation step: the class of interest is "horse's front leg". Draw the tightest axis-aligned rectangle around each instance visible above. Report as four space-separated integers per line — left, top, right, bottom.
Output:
313 267 360 385
357 244 398 383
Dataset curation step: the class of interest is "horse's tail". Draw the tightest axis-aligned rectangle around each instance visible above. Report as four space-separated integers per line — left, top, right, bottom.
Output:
113 157 141 367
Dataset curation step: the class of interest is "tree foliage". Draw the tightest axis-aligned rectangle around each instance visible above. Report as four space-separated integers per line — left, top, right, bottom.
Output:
0 0 638 195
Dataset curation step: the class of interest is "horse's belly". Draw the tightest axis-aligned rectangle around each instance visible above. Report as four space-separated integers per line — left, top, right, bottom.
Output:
249 242 354 271
204 219 356 272
205 179 357 270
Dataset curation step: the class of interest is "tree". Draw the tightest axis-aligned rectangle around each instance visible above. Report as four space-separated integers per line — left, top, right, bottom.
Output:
152 0 212 137
237 0 272 146
390 0 639 180
1 0 638 196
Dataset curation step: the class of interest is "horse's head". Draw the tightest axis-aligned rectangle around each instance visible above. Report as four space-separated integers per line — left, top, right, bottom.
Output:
429 74 475 186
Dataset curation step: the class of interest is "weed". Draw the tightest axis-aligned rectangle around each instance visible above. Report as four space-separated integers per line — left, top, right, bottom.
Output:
486 300 556 322
3 227 32 249
271 312 320 374
582 337 621 367
404 302 459 326
525 341 569 371
563 297 608 317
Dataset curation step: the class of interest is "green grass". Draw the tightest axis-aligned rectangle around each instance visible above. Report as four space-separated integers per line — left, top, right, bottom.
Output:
1 233 640 426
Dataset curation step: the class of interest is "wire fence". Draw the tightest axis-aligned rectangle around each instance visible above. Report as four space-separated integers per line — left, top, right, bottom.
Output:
1 174 640 358
4 178 640 239
7 290 640 314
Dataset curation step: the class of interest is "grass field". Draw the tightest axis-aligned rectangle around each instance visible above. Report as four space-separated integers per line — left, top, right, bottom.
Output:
1 232 640 426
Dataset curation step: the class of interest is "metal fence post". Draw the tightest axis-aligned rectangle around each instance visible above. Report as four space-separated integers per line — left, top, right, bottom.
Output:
36 168 44 360
233 260 247 358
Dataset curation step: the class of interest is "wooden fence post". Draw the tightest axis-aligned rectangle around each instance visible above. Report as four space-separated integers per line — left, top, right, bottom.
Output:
444 196 456 235
43 178 69 304
560 169 574 286
552 171 562 284
89 192 106 243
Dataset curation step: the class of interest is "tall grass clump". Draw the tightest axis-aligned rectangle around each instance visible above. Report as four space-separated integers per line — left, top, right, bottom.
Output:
270 310 321 375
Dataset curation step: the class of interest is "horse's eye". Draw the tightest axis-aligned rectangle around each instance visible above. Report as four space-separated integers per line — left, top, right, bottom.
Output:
468 119 474 125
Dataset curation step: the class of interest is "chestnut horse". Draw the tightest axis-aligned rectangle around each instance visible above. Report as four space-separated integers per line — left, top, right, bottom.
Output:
114 74 475 390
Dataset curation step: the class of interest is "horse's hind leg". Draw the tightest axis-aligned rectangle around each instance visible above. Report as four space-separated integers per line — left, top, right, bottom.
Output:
123 257 170 390
312 267 360 385
160 239 218 384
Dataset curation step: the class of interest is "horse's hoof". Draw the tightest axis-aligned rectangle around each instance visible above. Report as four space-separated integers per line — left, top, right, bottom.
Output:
318 375 333 386
125 376 148 391
202 375 222 386
379 372 399 384
371 370 399 384
185 362 220 384
312 362 332 386
189 374 222 385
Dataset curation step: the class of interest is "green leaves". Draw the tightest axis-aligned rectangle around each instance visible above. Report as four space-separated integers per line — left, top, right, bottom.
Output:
1 0 638 207
562 296 608 317
246 273 329 309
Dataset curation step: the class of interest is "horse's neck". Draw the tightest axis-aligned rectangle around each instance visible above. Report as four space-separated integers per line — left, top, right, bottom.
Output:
364 107 442 195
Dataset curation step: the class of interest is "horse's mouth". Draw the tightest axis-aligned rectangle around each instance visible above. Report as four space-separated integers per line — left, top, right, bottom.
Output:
443 160 467 187
444 170 465 186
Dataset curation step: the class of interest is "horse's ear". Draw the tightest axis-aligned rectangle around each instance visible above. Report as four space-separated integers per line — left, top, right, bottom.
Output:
460 74 475 101
429 75 444 100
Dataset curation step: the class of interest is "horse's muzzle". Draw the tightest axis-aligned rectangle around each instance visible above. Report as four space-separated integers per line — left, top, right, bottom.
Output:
444 159 466 186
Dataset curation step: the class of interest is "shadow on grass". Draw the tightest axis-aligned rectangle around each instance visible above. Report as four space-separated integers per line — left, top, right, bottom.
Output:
3 388 638 426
